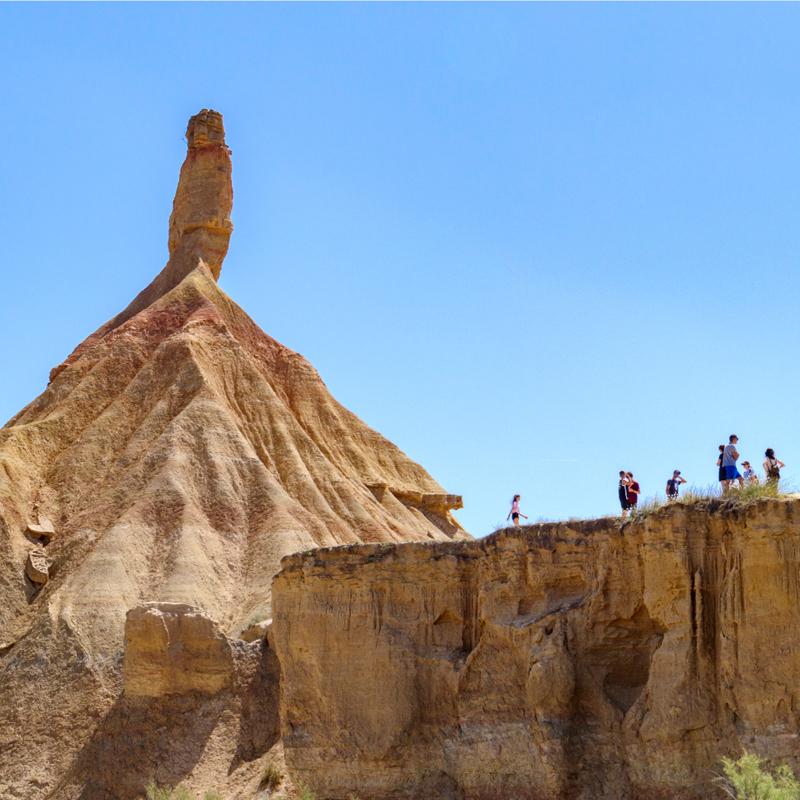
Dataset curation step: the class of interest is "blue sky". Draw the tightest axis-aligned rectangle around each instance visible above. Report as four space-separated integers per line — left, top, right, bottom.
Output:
2 4 799 535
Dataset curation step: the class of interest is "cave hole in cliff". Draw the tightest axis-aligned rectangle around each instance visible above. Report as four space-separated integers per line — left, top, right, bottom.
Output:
587 604 665 714
432 608 463 649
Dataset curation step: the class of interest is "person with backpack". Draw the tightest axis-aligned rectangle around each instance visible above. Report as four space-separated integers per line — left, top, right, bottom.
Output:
721 434 745 493
507 494 529 526
763 449 785 486
666 470 687 500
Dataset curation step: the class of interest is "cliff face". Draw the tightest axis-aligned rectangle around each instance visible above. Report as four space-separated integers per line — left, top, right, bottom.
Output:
273 497 800 800
0 110 465 799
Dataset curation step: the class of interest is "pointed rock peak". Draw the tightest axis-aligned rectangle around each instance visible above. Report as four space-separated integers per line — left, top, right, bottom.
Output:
167 108 233 282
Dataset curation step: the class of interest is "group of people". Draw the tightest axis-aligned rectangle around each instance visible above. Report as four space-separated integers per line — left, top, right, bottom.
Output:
505 435 788 526
617 471 642 516
716 435 785 491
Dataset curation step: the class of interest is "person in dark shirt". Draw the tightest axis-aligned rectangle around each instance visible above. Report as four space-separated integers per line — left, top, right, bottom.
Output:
618 471 630 517
717 445 725 485
666 470 687 500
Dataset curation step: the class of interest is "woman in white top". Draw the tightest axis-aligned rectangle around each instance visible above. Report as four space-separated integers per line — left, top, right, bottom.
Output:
507 495 528 527
763 448 785 485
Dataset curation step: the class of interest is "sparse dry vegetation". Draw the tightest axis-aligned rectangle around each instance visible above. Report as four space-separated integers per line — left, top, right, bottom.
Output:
145 784 193 800
631 481 788 521
259 762 283 792
716 752 800 799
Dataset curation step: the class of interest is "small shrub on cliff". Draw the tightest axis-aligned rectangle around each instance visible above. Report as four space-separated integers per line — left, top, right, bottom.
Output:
145 784 193 800
295 785 315 800
259 762 283 791
717 752 800 799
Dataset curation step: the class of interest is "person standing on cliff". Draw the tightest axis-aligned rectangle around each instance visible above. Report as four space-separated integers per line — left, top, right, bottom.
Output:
507 495 528 526
666 470 687 499
626 472 640 512
717 445 726 486
763 449 785 487
618 471 631 517
741 461 759 484
721 435 745 492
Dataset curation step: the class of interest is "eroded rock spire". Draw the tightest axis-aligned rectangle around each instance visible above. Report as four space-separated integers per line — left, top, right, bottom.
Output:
49 110 235 371
167 109 233 281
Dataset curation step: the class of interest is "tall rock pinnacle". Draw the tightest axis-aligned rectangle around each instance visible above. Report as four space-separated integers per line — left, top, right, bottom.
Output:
0 110 466 798
167 109 233 282
50 110 234 367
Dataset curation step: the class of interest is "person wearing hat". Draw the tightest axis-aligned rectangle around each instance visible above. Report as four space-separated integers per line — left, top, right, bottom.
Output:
741 461 759 484
666 470 687 500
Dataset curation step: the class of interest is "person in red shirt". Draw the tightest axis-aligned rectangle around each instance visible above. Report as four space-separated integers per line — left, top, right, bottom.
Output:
626 472 640 512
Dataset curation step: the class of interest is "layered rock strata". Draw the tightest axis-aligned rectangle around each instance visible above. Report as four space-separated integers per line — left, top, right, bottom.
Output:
0 109 465 799
273 497 800 800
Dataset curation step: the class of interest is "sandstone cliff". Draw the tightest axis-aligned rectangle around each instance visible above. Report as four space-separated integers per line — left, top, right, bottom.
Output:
0 110 465 799
273 497 800 800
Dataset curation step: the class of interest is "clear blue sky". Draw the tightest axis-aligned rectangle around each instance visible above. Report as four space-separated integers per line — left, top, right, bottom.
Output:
2 4 799 535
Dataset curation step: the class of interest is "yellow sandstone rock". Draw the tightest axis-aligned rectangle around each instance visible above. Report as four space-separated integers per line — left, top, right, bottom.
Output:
123 603 235 698
273 497 800 800
0 109 465 799
24 549 49 585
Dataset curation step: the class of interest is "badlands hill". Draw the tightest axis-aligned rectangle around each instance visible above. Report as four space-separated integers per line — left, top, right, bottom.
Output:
2 109 799 800
0 110 465 799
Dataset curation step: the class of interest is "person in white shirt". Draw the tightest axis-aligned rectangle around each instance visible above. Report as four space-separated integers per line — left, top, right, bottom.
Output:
741 462 759 484
507 495 528 526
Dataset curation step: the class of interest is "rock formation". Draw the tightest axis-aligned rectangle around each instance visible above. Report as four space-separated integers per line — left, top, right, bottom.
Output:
123 603 235 698
273 497 800 800
0 109 465 799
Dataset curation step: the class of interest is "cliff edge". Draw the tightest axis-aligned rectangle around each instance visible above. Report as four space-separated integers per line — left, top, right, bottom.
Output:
273 496 800 800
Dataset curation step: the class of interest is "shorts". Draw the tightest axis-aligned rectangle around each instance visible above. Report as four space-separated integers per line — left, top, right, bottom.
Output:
618 490 629 510
668 492 679 499
512 512 519 521
722 465 741 481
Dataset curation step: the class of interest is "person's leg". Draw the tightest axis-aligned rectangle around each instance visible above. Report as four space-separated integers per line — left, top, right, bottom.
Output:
722 480 730 494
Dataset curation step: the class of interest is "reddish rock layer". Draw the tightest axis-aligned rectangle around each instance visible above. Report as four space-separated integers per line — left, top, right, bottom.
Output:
0 109 465 799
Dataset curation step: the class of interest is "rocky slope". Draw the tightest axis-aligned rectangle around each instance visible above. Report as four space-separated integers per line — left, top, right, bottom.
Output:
273 497 800 800
0 109 465 799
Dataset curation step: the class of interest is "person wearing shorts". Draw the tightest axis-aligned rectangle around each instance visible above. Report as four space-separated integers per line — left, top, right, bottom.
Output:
507 495 528 526
666 470 687 499
763 449 785 486
721 434 744 492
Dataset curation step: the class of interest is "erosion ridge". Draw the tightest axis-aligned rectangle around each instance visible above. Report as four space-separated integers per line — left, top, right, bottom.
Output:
0 109 465 799
273 496 800 800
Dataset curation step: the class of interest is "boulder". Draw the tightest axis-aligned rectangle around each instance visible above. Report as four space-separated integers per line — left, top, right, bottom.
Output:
25 550 49 585
25 516 56 543
123 603 234 698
